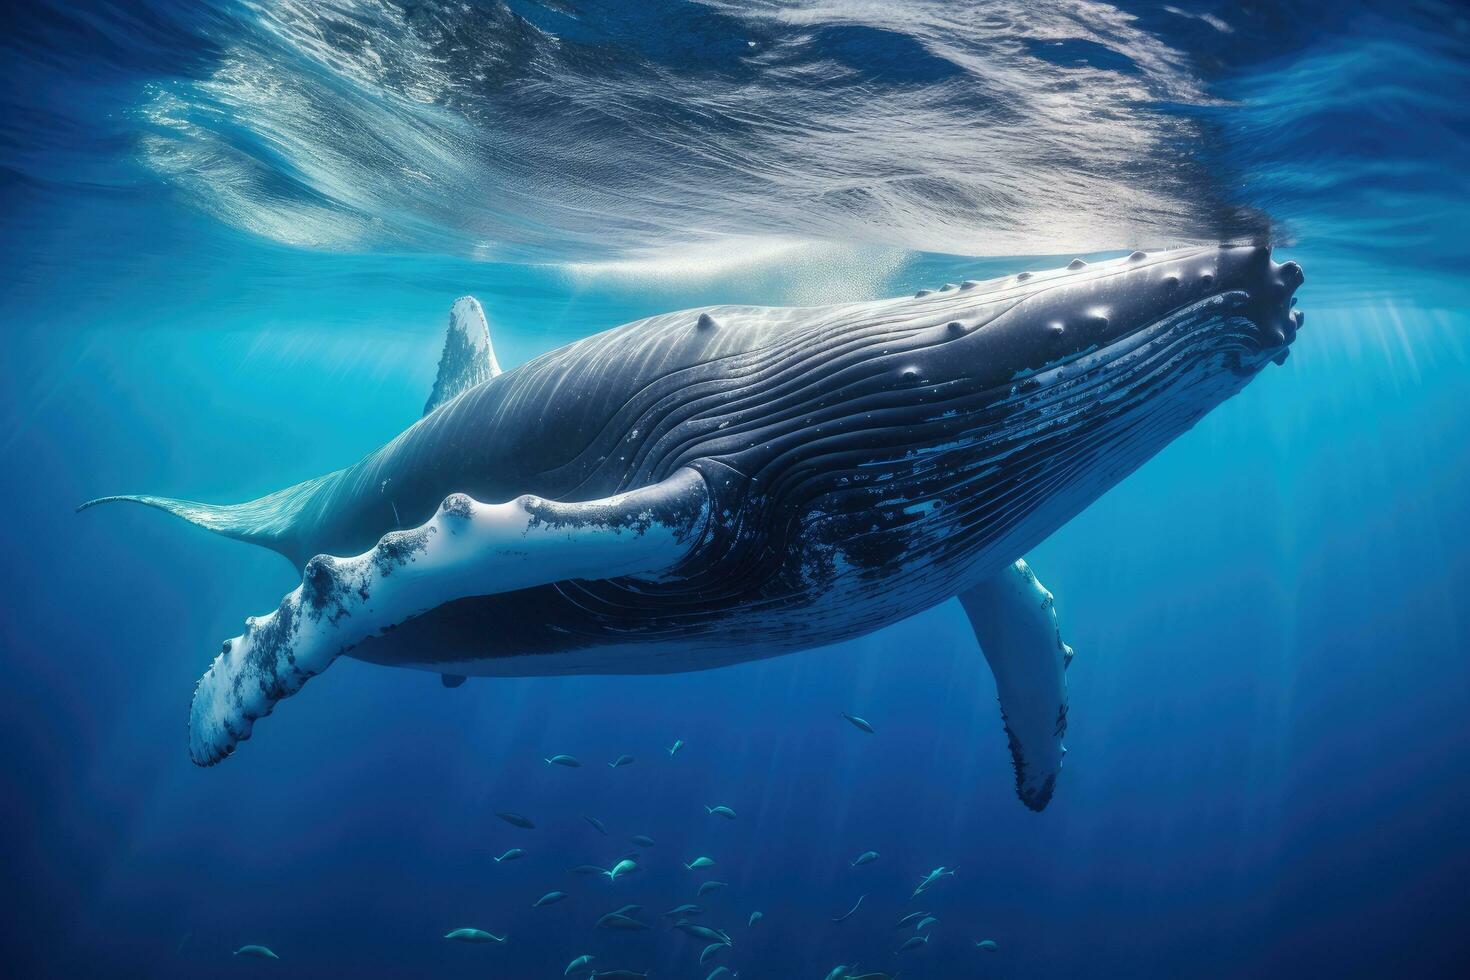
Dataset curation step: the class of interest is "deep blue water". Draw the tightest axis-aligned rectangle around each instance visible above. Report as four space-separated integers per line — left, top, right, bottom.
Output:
3 2 1469 978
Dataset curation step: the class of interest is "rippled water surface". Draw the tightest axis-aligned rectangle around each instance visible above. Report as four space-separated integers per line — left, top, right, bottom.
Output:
2 2 1468 978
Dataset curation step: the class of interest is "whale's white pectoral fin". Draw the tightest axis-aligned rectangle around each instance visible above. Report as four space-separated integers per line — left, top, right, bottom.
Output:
188 467 711 766
423 296 501 416
960 559 1072 812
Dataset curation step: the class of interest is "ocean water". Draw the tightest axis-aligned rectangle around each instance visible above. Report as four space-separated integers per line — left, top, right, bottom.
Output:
3 2 1469 978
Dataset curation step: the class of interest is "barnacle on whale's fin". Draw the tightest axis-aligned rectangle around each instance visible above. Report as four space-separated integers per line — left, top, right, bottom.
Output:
76 473 335 565
188 467 712 766
424 296 500 416
960 559 1072 812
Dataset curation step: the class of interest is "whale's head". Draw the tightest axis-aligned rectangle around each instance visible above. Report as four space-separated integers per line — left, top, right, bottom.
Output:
869 245 1305 566
962 245 1303 472
970 245 1304 385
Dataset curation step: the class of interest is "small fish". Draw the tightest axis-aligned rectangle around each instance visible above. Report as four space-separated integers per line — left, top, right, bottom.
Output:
975 939 999 952
662 903 702 917
570 864 607 876
684 856 716 870
916 915 938 932
696 880 728 897
630 834 656 847
496 811 535 830
603 859 638 882
668 739 684 757
608 904 642 917
895 910 930 929
494 848 525 863
545 754 582 767
840 712 875 734
565 954 596 975
851 850 879 867
232 945 278 960
705 805 737 820
700 942 726 964
675 921 732 945
533 890 569 908
832 894 866 923
748 910 762 926
443 928 505 943
897 934 930 953
608 754 635 768
595 913 649 931
584 815 608 835
911 866 955 897
823 966 853 980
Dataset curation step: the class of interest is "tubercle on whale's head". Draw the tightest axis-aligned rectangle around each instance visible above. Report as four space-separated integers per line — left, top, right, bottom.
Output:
954 245 1305 386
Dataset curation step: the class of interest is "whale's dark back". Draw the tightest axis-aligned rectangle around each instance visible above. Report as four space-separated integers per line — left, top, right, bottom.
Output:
291 286 1040 669
290 292 1017 564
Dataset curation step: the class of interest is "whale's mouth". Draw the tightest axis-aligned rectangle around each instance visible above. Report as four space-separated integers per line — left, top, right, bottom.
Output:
1015 254 1305 401
989 245 1305 393
1222 256 1305 375
976 256 1306 493
1078 248 1305 381
1234 252 1305 371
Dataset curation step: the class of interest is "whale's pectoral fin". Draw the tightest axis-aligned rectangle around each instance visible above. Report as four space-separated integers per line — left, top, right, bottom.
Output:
424 296 501 415
188 467 711 766
960 559 1072 812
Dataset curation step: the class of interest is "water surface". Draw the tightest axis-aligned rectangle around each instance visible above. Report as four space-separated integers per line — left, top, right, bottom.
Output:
2 2 1468 977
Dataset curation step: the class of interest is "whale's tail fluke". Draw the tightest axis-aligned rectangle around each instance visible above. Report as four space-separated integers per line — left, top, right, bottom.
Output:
77 474 334 564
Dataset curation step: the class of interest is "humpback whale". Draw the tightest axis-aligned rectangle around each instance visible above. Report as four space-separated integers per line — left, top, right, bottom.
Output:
82 247 1304 809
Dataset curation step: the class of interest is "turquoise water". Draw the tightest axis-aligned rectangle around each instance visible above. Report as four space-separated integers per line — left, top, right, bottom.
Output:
3 2 1469 977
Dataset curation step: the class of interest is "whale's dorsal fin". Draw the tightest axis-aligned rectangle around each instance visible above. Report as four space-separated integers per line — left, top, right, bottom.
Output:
960 559 1072 812
424 296 501 416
